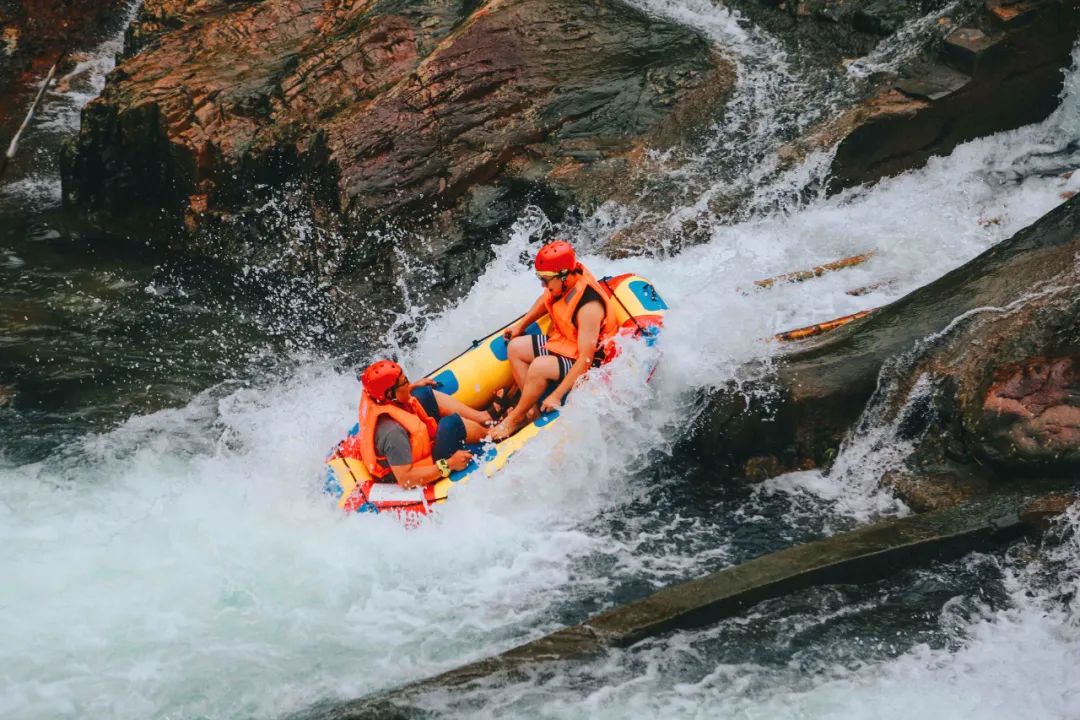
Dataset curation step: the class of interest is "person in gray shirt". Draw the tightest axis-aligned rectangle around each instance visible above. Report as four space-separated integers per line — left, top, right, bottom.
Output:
359 360 493 488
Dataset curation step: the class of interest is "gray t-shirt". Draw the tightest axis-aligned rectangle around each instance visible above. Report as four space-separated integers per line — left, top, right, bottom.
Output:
374 416 413 479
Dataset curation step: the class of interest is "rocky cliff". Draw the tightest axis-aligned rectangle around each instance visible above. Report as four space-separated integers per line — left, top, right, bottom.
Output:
62 0 732 272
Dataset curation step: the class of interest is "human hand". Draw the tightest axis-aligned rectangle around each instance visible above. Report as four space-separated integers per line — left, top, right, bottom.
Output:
447 449 473 472
540 394 562 414
502 323 521 342
410 377 437 390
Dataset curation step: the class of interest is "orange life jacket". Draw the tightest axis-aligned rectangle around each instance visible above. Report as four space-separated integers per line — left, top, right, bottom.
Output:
543 265 619 359
357 390 438 480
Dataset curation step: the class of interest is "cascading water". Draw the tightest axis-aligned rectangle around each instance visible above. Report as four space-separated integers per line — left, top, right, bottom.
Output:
0 2 141 208
2 1 1079 719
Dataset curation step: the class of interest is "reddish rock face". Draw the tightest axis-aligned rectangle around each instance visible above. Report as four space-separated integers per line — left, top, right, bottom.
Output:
62 0 731 269
980 355 1080 468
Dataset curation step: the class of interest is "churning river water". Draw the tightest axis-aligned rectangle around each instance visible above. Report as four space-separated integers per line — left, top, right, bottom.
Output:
1 1 1079 718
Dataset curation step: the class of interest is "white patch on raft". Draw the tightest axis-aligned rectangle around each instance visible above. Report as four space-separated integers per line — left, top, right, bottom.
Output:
365 484 426 504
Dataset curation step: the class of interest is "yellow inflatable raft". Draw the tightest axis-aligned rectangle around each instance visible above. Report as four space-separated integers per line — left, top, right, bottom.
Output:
324 273 667 518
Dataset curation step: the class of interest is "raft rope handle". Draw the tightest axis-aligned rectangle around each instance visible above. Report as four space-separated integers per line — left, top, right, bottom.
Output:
417 311 529 382
600 277 646 338
332 447 364 492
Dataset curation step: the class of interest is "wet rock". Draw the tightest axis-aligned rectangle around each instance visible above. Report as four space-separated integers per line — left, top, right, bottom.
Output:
122 0 231 58
942 27 1004 75
743 455 787 482
729 0 883 89
809 0 864 25
62 0 732 273
777 0 1080 195
977 355 1080 471
893 62 970 101
793 0 1080 193
852 0 910 35
1020 492 1076 532
882 468 990 512
689 194 1080 486
986 0 1041 26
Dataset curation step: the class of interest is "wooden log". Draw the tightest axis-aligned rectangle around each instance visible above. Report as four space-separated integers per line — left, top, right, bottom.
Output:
752 252 875 290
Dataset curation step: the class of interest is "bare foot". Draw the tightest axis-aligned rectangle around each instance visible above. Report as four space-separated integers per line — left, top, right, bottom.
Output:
489 422 509 442
490 415 525 442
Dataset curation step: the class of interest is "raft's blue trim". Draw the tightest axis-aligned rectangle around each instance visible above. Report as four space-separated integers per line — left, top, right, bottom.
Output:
489 322 542 362
451 461 476 481
534 410 559 427
431 369 459 395
489 335 509 361
356 502 379 514
630 280 668 311
324 467 343 498
642 324 661 347
347 422 359 437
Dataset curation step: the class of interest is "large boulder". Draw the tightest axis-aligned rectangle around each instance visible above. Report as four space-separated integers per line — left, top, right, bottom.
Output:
768 0 1080 196
827 0 1080 192
61 0 732 272
689 194 1080 492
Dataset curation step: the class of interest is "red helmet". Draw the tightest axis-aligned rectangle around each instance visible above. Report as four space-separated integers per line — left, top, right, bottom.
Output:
535 241 578 275
361 360 404 400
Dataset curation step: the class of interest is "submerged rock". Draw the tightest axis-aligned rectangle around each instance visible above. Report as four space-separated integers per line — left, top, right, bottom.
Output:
62 0 732 272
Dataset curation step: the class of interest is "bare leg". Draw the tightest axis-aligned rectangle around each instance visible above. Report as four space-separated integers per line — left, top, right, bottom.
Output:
490 356 561 440
434 390 493 426
461 417 489 443
507 335 536 393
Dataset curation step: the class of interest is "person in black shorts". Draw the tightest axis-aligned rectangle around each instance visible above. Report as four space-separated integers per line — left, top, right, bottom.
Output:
526 285 607 382
491 241 615 441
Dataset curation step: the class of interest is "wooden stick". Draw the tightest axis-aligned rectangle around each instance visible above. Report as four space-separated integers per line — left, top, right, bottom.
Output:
753 252 875 290
845 279 893 297
0 50 66 181
775 309 875 342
